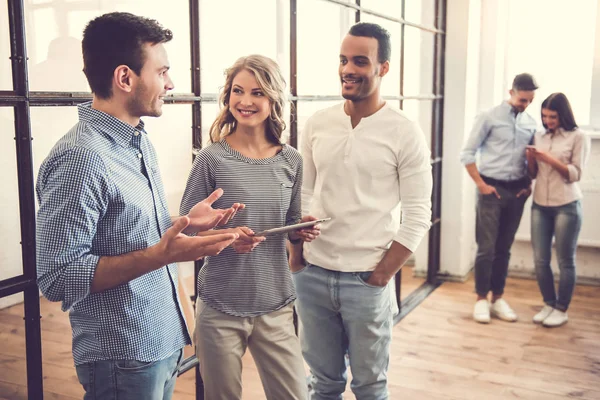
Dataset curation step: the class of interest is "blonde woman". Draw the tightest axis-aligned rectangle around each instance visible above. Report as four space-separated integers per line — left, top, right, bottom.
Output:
180 55 313 399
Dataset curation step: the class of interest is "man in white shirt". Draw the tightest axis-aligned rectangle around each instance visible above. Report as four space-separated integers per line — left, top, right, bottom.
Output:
290 22 432 399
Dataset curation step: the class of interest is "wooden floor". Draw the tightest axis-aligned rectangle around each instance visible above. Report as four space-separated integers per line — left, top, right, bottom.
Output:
1 268 599 400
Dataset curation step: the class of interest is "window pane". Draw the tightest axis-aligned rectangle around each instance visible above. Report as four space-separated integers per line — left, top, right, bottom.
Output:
359 14 401 97
405 0 436 27
403 26 434 96
506 0 596 126
200 0 288 95
24 1 191 92
360 0 402 18
298 0 355 96
200 102 220 150
0 0 11 89
402 100 433 151
0 108 23 283
31 105 192 216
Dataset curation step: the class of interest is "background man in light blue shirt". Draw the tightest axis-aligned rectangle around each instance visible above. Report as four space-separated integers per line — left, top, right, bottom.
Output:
460 73 538 324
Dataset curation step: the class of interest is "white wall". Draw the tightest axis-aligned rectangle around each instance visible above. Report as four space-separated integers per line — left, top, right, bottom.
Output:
420 0 600 285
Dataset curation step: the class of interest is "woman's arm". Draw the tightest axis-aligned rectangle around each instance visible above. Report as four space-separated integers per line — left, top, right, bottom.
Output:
526 147 538 178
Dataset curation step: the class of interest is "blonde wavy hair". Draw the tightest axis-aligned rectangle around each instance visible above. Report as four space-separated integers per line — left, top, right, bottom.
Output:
209 55 287 145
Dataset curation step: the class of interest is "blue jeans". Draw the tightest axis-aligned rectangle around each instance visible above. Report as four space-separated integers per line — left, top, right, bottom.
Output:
292 263 395 400
75 349 183 400
474 185 528 297
531 200 582 312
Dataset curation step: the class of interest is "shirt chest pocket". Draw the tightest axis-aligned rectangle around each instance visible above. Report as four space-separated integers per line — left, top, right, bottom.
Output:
280 182 293 210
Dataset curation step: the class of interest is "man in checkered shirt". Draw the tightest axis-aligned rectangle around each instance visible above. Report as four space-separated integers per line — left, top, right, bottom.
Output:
36 12 241 400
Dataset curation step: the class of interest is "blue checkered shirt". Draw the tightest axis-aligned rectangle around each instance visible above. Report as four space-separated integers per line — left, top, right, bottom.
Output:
36 102 190 365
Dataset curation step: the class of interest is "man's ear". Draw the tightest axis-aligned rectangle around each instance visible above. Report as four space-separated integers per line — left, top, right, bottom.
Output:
114 65 134 94
379 60 390 77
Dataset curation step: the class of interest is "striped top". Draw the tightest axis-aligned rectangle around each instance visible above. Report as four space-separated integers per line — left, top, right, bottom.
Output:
180 140 303 317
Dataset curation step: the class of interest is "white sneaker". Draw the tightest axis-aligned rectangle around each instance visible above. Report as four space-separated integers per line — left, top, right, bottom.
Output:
533 305 554 324
490 298 518 322
542 310 568 327
473 299 490 323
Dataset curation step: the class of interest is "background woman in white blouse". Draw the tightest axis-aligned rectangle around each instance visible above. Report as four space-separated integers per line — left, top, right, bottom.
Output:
526 92 591 327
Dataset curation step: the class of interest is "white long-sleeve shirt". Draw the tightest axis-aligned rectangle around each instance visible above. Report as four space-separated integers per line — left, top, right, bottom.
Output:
301 102 433 272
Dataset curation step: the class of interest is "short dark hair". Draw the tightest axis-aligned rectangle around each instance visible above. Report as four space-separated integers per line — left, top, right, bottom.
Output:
541 92 578 131
512 73 538 91
348 22 391 63
82 12 173 99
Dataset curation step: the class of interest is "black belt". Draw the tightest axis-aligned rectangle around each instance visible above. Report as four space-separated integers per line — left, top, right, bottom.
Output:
481 175 530 190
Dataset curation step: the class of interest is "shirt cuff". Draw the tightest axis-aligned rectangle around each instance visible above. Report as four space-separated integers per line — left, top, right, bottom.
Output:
460 153 476 166
393 229 428 253
566 164 580 183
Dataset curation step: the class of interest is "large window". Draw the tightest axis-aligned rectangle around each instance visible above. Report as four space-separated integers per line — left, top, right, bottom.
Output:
0 109 23 293
0 0 11 90
0 1 446 397
505 0 597 127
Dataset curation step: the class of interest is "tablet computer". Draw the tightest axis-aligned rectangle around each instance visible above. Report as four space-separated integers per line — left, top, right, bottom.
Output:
253 217 331 237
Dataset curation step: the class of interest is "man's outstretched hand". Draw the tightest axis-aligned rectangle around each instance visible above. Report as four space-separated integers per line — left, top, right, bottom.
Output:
183 188 245 234
158 216 239 264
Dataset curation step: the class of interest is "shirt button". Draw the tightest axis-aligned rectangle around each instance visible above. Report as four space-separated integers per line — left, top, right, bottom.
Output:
138 153 142 159
134 131 140 136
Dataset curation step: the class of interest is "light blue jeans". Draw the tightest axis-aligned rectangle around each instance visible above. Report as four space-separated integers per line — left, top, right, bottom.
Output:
75 348 183 400
531 200 582 312
292 263 395 400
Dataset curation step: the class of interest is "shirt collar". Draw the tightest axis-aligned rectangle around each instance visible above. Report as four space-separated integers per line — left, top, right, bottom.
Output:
77 101 145 148
543 127 567 137
501 101 519 117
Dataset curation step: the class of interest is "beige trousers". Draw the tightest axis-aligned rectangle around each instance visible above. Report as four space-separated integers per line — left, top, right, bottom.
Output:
194 299 307 400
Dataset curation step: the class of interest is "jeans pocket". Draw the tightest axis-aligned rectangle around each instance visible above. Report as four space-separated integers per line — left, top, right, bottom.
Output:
355 272 386 290
291 262 310 275
114 359 157 372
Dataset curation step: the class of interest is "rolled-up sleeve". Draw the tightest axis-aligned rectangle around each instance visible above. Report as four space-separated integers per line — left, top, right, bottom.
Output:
566 132 591 183
460 113 490 165
36 148 110 311
393 122 433 252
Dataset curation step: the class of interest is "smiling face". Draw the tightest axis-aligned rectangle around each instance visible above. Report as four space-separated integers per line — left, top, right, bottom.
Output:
127 42 173 118
508 89 535 113
339 34 388 102
542 108 560 131
228 69 271 130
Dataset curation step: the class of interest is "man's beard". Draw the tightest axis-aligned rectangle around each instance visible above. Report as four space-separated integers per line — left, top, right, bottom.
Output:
127 86 161 119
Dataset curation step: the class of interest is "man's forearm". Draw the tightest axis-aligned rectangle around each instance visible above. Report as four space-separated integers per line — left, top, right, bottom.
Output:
465 163 485 187
288 240 304 262
370 241 413 285
90 245 165 293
